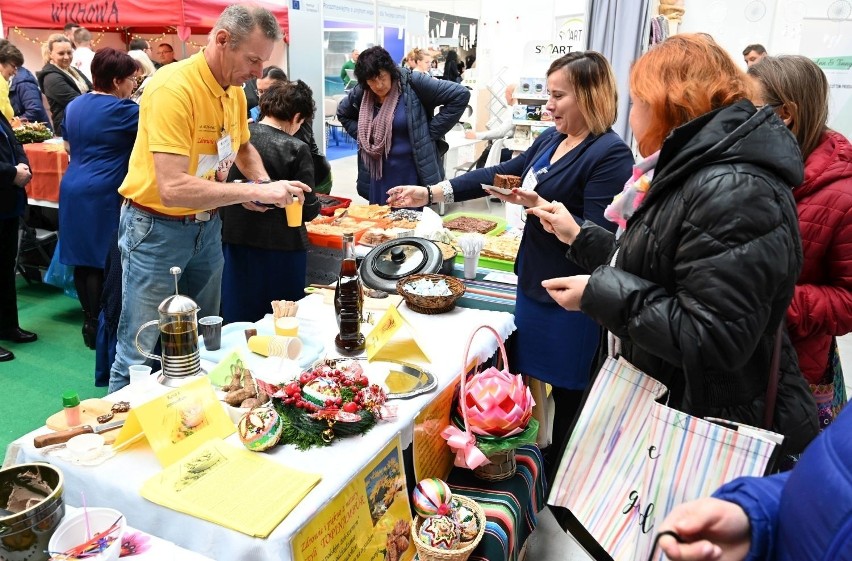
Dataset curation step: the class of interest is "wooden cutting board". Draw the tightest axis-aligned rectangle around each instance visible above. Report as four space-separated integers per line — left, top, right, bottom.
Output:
45 398 130 445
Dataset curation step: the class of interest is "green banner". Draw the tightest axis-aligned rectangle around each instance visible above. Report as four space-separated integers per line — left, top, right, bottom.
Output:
814 56 852 70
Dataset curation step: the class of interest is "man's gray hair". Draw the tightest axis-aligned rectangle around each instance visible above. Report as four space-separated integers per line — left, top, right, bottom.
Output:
213 5 282 48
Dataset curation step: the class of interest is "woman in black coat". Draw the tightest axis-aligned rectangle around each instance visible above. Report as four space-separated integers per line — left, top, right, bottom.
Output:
37 34 91 135
221 80 320 323
0 114 36 361
530 34 819 455
442 50 462 83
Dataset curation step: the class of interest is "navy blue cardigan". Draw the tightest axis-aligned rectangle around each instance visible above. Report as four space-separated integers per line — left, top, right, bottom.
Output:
450 126 634 302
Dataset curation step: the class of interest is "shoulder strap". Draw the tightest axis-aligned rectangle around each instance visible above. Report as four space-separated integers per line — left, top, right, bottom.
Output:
762 323 783 430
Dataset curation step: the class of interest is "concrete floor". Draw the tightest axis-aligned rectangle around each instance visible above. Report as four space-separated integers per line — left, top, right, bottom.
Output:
328 154 852 560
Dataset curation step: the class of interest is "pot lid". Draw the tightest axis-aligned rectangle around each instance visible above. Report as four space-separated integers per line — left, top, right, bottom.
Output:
360 238 443 293
158 294 199 314
158 266 199 314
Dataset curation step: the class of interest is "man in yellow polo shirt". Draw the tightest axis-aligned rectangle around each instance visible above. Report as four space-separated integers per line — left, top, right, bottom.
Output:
109 4 311 391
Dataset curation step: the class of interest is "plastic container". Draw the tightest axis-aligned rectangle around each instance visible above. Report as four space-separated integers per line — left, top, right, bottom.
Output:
62 391 81 427
48 507 126 561
0 463 65 561
316 194 352 217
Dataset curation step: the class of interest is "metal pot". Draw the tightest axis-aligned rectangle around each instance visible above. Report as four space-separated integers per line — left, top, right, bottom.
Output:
0 463 64 561
359 237 443 294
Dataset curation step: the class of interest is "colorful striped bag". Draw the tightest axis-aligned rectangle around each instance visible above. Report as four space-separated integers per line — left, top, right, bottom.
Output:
548 357 780 561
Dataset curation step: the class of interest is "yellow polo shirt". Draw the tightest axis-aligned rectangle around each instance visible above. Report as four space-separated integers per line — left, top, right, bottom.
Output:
119 50 249 215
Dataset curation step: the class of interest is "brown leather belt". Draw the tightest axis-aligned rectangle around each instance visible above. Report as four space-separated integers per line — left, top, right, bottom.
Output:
125 200 217 222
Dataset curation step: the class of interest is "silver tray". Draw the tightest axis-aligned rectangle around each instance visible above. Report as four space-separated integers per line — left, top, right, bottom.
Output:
318 357 437 400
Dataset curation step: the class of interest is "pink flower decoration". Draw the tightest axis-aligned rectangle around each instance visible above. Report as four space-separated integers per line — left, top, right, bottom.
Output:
120 531 151 557
461 367 534 437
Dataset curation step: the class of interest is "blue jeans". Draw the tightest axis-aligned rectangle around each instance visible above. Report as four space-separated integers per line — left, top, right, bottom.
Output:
109 205 223 392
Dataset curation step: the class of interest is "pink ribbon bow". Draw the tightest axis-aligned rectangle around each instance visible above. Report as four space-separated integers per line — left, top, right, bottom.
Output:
440 425 490 469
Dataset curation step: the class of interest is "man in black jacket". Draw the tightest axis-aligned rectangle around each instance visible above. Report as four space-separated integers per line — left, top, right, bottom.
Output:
0 114 37 361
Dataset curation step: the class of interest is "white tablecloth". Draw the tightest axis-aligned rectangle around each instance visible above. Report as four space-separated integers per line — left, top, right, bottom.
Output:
9 295 515 561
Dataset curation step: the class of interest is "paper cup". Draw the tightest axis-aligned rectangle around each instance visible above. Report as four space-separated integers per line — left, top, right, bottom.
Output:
129 364 153 388
268 336 303 359
285 200 303 227
274 317 299 337
463 253 480 280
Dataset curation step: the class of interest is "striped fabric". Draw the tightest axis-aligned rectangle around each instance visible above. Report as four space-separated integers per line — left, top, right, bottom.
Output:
549 357 778 561
447 445 546 561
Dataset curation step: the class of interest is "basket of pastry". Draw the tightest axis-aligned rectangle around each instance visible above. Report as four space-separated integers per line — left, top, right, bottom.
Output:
397 274 466 314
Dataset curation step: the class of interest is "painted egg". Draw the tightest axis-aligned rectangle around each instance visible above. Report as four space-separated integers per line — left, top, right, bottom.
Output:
417 515 460 550
237 407 283 452
412 478 452 518
453 504 480 542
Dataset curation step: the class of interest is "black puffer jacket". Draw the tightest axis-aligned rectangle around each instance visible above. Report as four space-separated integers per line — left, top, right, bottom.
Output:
338 67 470 198
569 101 819 453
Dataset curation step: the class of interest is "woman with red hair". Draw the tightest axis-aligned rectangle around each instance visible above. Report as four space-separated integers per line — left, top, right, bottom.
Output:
529 34 818 454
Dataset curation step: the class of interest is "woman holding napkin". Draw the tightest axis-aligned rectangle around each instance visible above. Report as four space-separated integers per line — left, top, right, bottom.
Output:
221 80 320 323
388 52 634 471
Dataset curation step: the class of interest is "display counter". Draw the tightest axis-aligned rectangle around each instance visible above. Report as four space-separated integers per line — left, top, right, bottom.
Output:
7 294 518 561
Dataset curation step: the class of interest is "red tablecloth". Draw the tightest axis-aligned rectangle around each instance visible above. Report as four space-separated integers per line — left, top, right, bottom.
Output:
23 142 68 202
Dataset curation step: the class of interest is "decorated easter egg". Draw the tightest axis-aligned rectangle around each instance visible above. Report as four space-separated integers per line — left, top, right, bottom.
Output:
412 478 452 517
238 407 283 452
453 504 480 542
301 377 342 407
417 515 460 550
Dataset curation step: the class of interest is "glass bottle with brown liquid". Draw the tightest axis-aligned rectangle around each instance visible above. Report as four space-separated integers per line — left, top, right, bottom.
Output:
334 233 365 352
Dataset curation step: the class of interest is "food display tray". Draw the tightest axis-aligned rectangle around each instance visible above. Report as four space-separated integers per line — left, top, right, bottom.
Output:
442 212 507 237
454 253 515 272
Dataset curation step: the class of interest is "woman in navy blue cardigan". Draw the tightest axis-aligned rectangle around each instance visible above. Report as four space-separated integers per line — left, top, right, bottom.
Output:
389 52 634 467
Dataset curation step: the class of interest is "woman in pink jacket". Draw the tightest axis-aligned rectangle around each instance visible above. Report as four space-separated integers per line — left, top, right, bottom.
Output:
749 56 852 430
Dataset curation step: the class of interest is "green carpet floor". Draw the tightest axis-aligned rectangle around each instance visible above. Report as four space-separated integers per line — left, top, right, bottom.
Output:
1 277 107 455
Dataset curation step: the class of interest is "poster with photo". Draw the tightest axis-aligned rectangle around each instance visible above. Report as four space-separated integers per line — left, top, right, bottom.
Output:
292 435 414 561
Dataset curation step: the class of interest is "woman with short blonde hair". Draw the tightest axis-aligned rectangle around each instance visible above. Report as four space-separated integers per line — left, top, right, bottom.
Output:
388 51 635 473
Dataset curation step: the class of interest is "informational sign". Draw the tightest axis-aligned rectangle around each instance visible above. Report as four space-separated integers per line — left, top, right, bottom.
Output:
112 377 234 466
365 305 430 364
412 378 458 482
801 18 852 138
555 15 586 51
292 436 414 561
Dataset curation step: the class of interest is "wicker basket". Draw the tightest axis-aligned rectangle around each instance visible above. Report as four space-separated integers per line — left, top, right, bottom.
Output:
459 325 524 481
397 274 466 315
412 495 486 561
473 448 517 481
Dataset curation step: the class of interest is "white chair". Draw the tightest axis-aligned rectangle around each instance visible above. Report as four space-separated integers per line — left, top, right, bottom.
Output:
323 97 345 147
480 137 507 212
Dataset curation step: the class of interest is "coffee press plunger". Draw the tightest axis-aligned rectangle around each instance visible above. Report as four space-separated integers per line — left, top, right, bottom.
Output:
135 266 202 386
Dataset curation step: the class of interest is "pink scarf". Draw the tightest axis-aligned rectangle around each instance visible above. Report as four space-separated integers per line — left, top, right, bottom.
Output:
357 81 401 180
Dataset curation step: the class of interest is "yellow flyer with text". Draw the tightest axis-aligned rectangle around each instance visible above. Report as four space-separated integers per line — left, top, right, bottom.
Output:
112 377 234 466
292 436 414 561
